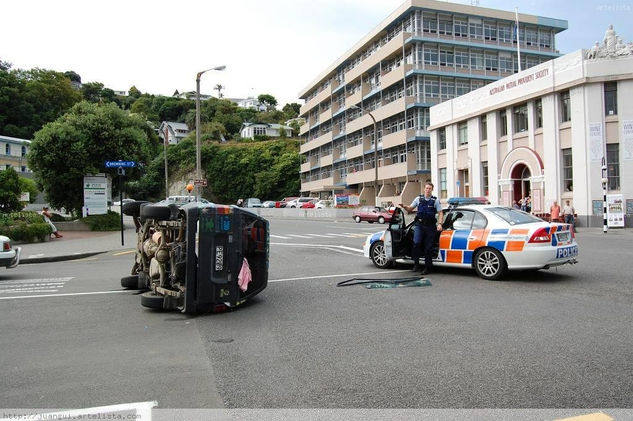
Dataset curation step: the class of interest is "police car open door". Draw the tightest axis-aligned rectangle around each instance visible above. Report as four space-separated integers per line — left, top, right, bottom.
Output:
385 207 411 259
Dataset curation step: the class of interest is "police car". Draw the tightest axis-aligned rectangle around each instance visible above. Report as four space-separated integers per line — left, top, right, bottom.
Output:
1 235 21 269
362 198 578 280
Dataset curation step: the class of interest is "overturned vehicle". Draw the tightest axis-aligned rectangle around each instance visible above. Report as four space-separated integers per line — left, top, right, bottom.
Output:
121 200 269 313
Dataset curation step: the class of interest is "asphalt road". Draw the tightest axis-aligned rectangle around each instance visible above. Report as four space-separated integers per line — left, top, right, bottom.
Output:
1 219 632 415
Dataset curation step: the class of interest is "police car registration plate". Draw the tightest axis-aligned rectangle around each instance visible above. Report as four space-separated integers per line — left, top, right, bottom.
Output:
556 232 570 242
556 245 578 259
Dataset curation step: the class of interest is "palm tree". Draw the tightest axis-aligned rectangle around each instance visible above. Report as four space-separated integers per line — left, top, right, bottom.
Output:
214 84 224 98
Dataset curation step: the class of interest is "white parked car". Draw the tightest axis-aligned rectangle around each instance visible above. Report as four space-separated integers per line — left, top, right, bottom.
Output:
363 200 578 280
0 235 21 269
287 197 318 208
315 200 333 209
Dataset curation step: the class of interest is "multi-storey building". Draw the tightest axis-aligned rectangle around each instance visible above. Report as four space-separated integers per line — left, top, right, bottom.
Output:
298 0 566 206
0 134 31 173
428 26 633 228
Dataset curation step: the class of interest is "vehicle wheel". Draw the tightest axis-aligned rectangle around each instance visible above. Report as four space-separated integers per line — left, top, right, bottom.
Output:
121 275 141 289
141 204 178 220
141 291 165 309
354 216 361 223
370 241 393 269
473 248 507 280
378 216 385 224
122 200 148 217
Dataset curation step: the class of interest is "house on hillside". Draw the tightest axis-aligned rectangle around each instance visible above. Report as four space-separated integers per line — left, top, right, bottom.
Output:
240 122 293 139
159 121 190 145
0 134 31 173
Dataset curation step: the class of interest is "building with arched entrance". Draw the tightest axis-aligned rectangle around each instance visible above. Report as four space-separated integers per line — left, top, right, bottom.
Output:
429 26 633 227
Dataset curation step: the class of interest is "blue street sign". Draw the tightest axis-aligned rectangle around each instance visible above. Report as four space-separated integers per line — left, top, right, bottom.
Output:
105 160 136 168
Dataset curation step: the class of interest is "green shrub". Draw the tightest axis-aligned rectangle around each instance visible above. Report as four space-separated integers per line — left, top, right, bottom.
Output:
80 211 121 231
0 222 51 242
0 211 45 226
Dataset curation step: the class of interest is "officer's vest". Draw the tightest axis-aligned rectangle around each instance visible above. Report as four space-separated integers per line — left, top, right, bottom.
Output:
416 195 438 225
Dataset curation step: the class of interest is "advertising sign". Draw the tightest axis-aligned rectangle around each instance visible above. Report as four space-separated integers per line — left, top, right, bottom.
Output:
335 194 360 207
83 174 110 216
606 194 624 228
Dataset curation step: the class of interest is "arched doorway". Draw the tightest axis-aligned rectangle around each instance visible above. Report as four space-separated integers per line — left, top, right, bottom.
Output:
511 163 531 203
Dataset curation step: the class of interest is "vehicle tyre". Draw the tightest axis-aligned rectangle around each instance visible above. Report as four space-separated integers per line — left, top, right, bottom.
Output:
141 204 178 220
473 248 507 280
378 216 385 224
122 200 149 217
354 216 361 223
121 275 140 289
141 291 165 309
370 240 393 269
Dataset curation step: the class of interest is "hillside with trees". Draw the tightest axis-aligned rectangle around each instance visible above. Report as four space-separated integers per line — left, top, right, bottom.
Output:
0 60 303 210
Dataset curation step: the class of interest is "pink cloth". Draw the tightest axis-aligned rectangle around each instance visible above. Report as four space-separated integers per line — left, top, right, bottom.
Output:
238 258 252 292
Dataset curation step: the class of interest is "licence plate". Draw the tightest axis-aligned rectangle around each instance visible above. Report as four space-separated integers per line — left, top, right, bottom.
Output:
215 245 224 271
556 232 570 242
556 245 578 259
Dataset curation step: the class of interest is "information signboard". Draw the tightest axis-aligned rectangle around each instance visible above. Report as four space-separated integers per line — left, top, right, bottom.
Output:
606 194 625 228
83 174 110 216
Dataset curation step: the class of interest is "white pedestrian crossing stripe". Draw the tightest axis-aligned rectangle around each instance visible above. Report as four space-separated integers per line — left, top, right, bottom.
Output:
0 277 73 294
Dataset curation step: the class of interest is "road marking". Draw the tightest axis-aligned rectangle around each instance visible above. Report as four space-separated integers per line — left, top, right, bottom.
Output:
270 269 409 283
113 250 135 256
270 242 363 253
0 290 129 301
270 234 290 239
285 234 313 238
326 233 355 237
0 277 73 294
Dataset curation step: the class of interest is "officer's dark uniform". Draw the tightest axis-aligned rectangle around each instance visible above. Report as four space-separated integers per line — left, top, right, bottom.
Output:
413 195 439 273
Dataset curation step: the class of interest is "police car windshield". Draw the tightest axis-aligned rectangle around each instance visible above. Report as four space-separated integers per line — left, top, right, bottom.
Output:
487 207 543 225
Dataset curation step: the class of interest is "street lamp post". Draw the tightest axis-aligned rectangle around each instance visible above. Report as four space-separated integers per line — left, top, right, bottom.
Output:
195 65 226 199
351 105 379 206
601 158 608 233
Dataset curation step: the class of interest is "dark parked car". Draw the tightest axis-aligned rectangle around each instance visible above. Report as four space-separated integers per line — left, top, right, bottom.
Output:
352 206 393 224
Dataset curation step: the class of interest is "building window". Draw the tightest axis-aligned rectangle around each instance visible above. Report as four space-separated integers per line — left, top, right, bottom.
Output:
482 161 489 196
440 79 454 100
424 45 439 66
455 80 469 96
438 16 452 35
513 103 528 133
560 90 571 122
607 143 620 190
458 122 468 146
469 21 482 40
481 115 487 141
439 48 454 66
439 168 447 199
454 18 468 38
5 144 10 155
438 127 446 150
21 146 27 157
500 110 508 136
499 55 513 73
484 22 497 40
498 25 512 43
535 99 543 128
423 13 437 34
470 51 484 70
485 53 498 71
562 148 573 192
454 50 469 69
604 82 617 116
424 78 439 98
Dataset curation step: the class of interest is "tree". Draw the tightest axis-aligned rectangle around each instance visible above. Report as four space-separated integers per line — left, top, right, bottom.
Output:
19 176 39 204
282 102 301 120
28 101 159 215
214 84 224 98
257 94 277 111
64 71 81 83
128 86 142 98
81 82 105 103
0 168 22 212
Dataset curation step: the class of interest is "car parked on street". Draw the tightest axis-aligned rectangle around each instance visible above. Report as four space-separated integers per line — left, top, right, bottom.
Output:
276 197 298 208
300 199 319 208
363 200 578 280
315 200 333 209
262 201 276 208
352 206 393 224
287 197 318 208
245 198 262 208
0 235 20 269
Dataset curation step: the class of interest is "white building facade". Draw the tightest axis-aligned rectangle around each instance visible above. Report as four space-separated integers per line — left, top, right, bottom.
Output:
429 28 633 227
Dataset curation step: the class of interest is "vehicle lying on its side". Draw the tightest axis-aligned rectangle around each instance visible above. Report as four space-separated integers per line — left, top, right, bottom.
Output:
121 200 268 313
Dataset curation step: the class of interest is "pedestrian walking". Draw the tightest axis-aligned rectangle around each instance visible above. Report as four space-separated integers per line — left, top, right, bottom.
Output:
563 200 576 231
400 182 443 275
550 200 561 222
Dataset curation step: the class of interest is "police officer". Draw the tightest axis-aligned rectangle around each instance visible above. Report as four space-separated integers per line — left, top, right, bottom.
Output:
400 182 443 275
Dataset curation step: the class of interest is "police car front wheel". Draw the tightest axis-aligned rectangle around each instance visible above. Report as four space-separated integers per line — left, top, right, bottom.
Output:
370 241 393 269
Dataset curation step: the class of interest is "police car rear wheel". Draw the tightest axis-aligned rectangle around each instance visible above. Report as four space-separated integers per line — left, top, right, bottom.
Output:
354 216 361 223
474 248 506 280
370 241 393 269
378 216 385 224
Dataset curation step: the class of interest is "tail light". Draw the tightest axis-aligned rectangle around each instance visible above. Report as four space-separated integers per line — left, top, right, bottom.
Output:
528 227 551 243
3 241 10 251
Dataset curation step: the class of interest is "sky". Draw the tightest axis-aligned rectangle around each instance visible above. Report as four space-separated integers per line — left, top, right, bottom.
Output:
3 0 632 108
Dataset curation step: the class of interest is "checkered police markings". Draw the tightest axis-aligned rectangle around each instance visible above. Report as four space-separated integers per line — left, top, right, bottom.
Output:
0 277 73 294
